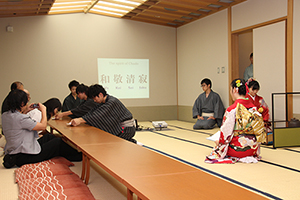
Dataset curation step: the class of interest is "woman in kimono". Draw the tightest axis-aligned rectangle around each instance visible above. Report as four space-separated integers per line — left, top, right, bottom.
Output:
205 78 266 164
245 79 269 122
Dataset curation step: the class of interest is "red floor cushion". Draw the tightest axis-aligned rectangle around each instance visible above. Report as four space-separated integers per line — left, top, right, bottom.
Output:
19 185 96 200
15 163 74 183
15 158 95 200
42 157 74 167
18 174 86 196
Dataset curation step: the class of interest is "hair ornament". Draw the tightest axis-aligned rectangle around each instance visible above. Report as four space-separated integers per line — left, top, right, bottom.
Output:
236 79 242 88
246 78 255 85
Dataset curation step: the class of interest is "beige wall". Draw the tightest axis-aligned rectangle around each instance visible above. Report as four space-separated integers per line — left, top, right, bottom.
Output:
177 9 229 124
0 14 177 122
232 0 287 31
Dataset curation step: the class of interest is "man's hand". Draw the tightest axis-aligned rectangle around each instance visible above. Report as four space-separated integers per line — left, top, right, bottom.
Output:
55 113 64 120
197 115 204 120
207 116 215 120
70 118 85 126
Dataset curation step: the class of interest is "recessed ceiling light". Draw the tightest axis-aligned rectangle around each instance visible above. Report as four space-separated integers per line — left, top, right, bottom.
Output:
167 22 178 26
174 19 185 23
198 8 211 12
164 7 178 11
181 16 193 20
208 4 222 8
189 12 201 16
219 0 234 3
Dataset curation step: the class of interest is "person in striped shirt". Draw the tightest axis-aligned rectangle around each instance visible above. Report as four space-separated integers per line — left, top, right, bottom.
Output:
70 84 136 143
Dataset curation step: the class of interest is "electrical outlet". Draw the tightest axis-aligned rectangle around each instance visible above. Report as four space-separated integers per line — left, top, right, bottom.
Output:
217 67 220 74
221 67 225 73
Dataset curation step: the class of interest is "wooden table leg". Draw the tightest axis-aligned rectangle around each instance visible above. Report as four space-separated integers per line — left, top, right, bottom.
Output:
84 157 91 185
81 154 86 181
127 188 133 200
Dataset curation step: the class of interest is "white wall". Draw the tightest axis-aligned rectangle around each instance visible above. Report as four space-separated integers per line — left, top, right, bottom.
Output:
232 0 287 31
0 13 177 113
177 9 229 108
254 21 286 121
177 0 292 117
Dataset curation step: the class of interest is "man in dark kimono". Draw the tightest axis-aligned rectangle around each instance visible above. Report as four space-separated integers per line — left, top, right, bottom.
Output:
193 78 225 129
70 84 136 142
62 80 83 112
55 84 98 119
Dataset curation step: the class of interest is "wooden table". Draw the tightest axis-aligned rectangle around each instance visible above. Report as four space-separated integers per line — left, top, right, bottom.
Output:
48 118 269 200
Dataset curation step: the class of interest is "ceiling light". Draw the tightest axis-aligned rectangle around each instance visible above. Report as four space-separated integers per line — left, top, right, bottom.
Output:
189 12 201 16
219 0 234 3
164 8 178 12
90 9 123 16
174 19 185 23
208 4 222 8
49 8 83 13
97 1 134 10
93 5 128 13
198 8 211 12
112 0 141 6
53 1 90 6
51 5 85 10
167 22 177 26
181 16 193 20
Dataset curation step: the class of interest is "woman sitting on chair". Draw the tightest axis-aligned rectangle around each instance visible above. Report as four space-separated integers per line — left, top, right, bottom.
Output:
205 79 266 164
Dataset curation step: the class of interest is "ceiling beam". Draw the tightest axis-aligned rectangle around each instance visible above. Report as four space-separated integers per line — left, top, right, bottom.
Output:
84 0 99 13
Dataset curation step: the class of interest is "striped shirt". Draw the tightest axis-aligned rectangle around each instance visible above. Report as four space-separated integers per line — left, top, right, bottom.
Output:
82 95 133 136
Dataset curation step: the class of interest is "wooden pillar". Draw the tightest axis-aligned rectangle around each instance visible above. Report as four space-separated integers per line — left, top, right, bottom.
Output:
287 0 294 120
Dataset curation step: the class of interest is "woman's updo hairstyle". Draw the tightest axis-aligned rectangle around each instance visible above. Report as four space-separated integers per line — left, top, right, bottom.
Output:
247 79 260 90
231 78 246 96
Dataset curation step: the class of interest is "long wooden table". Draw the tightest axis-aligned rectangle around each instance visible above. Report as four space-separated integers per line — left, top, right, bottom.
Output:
48 118 269 200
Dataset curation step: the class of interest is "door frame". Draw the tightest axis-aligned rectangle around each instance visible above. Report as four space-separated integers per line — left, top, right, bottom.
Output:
228 0 293 119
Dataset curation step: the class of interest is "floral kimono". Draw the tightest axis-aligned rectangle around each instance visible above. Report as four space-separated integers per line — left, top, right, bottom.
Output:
205 98 266 164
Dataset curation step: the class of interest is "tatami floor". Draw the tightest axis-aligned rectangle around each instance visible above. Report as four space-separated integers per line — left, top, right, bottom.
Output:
1 120 300 200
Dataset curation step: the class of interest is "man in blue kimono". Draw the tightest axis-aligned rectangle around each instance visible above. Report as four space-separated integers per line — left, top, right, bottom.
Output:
192 78 225 129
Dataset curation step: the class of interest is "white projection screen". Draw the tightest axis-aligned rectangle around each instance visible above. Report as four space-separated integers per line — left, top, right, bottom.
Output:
98 58 149 99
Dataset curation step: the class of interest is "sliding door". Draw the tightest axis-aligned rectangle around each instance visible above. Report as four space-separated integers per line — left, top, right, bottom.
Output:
253 21 286 122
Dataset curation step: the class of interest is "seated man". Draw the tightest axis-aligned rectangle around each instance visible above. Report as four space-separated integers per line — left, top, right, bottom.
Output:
55 84 98 119
193 78 225 129
62 80 83 112
2 81 24 114
70 84 136 142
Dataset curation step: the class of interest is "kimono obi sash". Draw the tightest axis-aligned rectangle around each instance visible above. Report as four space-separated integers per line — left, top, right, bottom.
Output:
121 118 136 127
202 112 214 117
233 103 266 143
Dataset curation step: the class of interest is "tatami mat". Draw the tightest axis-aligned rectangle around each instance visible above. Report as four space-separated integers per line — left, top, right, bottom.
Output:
135 120 300 200
0 120 299 200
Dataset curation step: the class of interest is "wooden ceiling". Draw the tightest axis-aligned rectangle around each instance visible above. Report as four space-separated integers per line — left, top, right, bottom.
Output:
0 0 246 27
